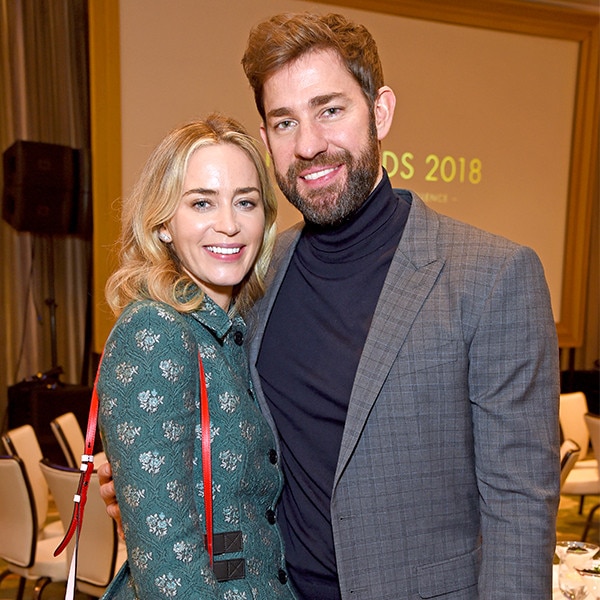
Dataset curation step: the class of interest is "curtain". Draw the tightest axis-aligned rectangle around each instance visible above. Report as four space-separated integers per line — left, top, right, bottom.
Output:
0 0 91 432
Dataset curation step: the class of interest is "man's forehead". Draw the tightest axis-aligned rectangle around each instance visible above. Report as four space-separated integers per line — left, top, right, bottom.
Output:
262 49 358 115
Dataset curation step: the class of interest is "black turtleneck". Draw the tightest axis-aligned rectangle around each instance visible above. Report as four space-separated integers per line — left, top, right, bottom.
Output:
256 173 411 600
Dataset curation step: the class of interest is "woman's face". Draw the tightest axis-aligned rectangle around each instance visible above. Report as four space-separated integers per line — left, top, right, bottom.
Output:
161 143 265 310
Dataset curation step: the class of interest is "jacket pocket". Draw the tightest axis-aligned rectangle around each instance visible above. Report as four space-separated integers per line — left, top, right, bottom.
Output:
416 545 480 598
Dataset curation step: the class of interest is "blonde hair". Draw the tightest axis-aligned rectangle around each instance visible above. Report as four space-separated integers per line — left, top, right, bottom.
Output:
105 114 277 317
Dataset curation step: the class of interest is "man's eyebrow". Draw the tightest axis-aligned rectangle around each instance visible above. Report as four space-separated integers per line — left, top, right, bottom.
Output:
266 92 346 120
309 92 344 108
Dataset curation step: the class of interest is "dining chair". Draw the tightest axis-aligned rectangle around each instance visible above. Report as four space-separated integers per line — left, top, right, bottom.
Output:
580 413 600 542
560 392 597 465
50 411 106 469
0 454 68 600
559 391 598 513
39 460 126 597
2 425 64 539
560 439 581 489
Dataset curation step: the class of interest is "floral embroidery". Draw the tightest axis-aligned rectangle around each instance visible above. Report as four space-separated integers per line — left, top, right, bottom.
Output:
219 391 240 414
155 572 181 597
219 449 242 472
182 389 195 411
163 420 185 442
200 344 217 361
117 422 141 446
223 505 240 525
223 590 248 600
115 362 138 384
147 512 172 538
130 547 153 570
160 359 184 383
156 306 176 321
138 389 164 413
240 420 256 441
173 540 196 563
135 328 160 352
139 450 165 474
166 480 184 503
123 484 146 507
100 396 117 416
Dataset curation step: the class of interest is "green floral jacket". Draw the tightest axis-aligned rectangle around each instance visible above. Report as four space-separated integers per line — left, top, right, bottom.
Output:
98 295 296 599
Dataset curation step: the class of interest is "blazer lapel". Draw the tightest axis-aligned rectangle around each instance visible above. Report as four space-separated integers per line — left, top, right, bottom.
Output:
247 225 302 443
247 225 302 365
334 195 444 486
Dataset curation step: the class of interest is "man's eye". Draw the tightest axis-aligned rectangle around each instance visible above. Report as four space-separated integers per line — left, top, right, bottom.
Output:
322 107 341 117
275 119 295 131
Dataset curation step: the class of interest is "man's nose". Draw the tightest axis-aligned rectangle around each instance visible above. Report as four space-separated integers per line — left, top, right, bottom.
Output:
294 121 327 160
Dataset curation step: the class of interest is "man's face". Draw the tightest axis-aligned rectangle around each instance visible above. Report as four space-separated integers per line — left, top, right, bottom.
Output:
260 49 383 227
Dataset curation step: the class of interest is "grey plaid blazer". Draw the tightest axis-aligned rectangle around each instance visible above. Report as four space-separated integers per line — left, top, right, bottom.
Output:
247 191 560 599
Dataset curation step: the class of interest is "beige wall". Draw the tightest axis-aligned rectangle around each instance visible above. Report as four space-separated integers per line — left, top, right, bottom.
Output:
91 0 598 363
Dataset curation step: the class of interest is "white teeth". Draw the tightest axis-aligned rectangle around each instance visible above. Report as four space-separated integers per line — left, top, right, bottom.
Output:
207 246 241 255
303 167 336 181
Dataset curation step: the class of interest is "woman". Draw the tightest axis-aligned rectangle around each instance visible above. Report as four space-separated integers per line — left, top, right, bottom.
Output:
97 114 296 599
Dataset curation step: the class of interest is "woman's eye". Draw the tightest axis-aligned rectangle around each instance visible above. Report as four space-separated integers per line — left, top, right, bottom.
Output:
192 199 210 209
237 198 258 209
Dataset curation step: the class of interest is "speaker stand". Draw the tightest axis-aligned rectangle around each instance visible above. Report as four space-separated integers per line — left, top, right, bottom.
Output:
43 234 59 371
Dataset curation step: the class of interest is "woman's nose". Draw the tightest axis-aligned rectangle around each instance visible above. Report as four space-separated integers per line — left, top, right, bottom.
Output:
214 206 240 235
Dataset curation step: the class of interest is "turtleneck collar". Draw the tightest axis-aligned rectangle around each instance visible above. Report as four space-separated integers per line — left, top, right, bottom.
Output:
299 170 399 263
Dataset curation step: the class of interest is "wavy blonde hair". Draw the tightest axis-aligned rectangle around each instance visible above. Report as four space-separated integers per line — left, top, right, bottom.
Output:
105 114 277 317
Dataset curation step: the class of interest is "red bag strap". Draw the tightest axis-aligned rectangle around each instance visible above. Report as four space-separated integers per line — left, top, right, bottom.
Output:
198 352 213 566
54 354 103 557
54 351 214 567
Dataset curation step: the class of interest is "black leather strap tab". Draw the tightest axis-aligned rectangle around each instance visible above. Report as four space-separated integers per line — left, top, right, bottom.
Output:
213 558 245 582
204 530 243 556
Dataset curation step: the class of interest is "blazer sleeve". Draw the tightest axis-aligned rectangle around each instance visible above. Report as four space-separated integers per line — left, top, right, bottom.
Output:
98 303 219 598
468 244 560 597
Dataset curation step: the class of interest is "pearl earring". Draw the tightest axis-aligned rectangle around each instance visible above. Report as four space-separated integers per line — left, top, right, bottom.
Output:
159 232 172 243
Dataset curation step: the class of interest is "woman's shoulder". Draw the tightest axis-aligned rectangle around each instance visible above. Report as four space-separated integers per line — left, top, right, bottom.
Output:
107 299 198 349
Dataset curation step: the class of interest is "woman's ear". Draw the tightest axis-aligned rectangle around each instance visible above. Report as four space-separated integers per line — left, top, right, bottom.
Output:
374 86 396 141
158 228 172 243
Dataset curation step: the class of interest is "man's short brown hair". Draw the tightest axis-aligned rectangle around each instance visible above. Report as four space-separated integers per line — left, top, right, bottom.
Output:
242 12 385 121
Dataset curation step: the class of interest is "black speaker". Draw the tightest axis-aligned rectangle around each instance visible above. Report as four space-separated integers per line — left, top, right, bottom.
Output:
2 140 81 235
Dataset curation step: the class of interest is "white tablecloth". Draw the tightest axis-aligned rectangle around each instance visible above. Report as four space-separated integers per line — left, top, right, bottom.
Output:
553 564 562 598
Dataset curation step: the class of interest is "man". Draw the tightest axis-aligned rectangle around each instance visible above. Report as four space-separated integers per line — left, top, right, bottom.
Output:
101 12 560 599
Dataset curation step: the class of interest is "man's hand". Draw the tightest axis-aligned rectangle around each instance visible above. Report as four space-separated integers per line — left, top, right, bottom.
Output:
97 460 124 540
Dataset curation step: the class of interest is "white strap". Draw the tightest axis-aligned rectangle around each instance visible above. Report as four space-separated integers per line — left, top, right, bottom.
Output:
65 546 77 600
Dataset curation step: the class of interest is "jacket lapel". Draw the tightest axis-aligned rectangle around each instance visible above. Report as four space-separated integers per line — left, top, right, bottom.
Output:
333 195 445 486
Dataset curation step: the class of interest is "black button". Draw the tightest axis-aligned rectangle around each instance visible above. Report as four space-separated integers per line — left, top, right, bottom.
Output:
233 331 244 345
266 509 276 524
278 569 288 584
268 449 278 464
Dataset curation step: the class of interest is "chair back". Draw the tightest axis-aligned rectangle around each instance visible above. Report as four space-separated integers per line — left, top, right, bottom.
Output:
40 460 125 594
584 413 600 477
559 392 590 459
2 424 49 531
51 412 85 468
0 455 37 568
560 439 581 488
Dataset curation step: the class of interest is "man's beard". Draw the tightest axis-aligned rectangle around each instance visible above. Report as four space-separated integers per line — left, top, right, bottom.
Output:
273 121 380 227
